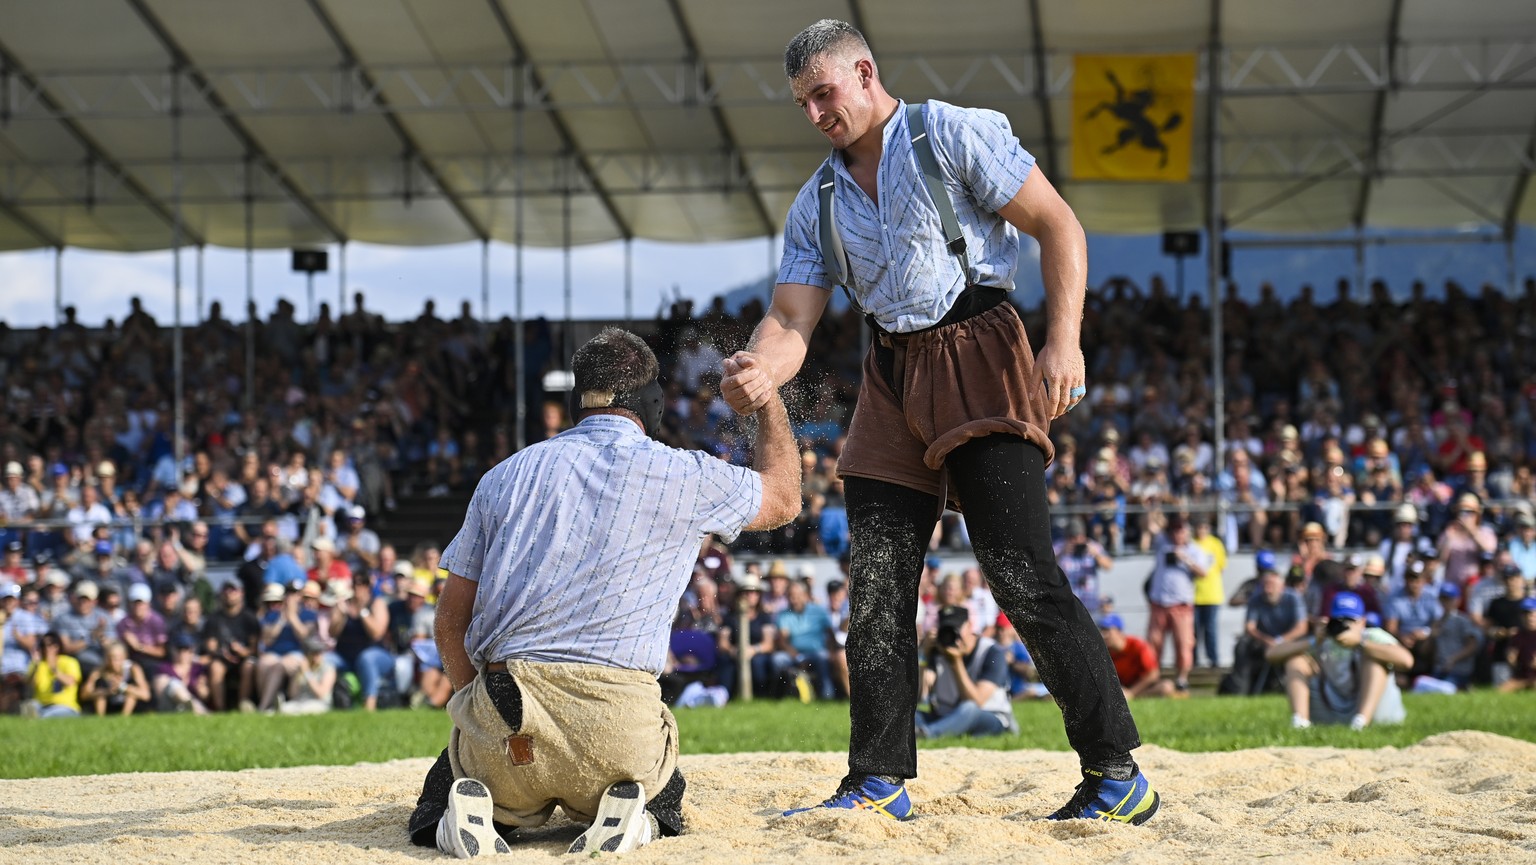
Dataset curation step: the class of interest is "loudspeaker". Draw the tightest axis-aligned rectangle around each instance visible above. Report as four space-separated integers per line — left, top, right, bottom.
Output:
291 249 329 274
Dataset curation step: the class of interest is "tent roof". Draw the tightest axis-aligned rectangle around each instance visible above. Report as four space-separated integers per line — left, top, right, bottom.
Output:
1 0 1534 251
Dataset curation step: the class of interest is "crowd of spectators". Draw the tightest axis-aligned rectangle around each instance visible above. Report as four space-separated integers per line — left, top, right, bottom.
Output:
7 272 1536 716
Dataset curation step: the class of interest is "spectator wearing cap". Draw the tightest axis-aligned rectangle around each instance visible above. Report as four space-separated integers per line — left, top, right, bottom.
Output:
388 578 435 693
339 506 381 574
1483 567 1530 683
1425 583 1481 690
1437 493 1497 591
1 586 48 712
277 637 336 715
1378 503 1430 594
201 581 260 712
1268 592 1411 730
36 569 72 623
153 632 211 714
1053 518 1112 616
0 461 41 549
52 580 112 676
21 632 82 718
1097 614 1177 700
915 605 1018 737
715 573 777 699
1386 562 1442 677
117 582 168 671
1147 517 1211 692
307 536 350 590
0 540 31 592
1507 506 1536 579
328 573 395 711
255 583 318 712
32 463 76 559
94 461 122 513
1225 563 1308 696
1353 438 1402 544
1317 555 1383 622
1496 597 1536 693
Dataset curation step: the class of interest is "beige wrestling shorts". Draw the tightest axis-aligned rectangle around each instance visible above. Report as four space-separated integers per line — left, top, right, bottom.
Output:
445 659 679 827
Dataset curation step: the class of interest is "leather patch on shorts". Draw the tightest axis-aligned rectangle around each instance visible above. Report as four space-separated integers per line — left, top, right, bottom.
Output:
505 734 535 766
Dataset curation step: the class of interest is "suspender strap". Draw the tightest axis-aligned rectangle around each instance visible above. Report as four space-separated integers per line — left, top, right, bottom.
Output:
906 102 971 283
816 162 852 292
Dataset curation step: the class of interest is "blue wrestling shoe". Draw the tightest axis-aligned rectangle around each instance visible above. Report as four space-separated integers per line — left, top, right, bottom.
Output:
1047 769 1160 825
782 776 914 821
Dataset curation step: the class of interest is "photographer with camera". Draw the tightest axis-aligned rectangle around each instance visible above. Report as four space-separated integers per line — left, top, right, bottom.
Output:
1054 518 1114 616
1267 592 1411 730
915 606 1017 739
1146 517 1211 693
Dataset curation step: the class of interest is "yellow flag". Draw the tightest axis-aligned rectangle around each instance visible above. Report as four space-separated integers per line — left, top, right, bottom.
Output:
1072 54 1196 182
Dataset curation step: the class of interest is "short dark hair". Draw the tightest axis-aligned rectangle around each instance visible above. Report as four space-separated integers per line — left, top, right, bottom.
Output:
571 328 659 409
784 19 871 81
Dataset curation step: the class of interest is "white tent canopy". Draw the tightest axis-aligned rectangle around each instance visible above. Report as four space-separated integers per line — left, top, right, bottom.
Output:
1 0 1535 252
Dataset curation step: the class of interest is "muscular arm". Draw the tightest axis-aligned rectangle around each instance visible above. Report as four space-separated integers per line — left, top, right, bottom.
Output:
720 283 830 416
738 379 802 532
996 169 1088 418
435 572 478 692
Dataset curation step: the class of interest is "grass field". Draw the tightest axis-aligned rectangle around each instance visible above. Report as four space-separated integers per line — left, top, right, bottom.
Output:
2 690 1532 780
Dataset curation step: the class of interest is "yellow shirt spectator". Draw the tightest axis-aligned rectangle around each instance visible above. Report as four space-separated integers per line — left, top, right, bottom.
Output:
1194 530 1228 607
28 654 83 713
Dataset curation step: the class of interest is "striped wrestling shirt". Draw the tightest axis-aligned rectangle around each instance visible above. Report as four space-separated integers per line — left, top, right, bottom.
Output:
776 99 1037 333
441 414 762 676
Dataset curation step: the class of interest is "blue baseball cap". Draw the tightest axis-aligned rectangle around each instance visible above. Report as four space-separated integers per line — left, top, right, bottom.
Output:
1520 597 1536 612
93 540 114 556
1364 612 1382 628
1097 614 1126 631
925 555 943 570
1329 592 1365 620
50 462 69 476
1438 583 1462 600
1255 549 1277 573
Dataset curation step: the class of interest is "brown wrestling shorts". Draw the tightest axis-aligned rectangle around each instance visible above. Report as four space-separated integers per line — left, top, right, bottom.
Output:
837 299 1055 505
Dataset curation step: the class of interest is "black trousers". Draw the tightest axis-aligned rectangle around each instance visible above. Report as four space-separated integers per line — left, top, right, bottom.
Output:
407 671 686 847
843 435 1141 782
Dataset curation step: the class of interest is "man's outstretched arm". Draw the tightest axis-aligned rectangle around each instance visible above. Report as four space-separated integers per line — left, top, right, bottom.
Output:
720 282 830 416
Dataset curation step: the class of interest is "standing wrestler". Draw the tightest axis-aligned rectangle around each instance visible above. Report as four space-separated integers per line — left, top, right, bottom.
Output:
408 328 799 857
721 20 1155 823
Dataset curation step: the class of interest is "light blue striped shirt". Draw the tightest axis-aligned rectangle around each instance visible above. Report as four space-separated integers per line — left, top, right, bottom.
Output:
441 415 763 675
777 99 1037 333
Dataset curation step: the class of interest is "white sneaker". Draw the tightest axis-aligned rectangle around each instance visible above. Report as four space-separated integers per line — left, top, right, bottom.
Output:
1291 715 1312 730
567 781 652 855
437 778 511 858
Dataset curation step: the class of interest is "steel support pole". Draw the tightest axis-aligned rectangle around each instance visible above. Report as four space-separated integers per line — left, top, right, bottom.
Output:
338 241 347 315
563 186 572 364
624 238 633 328
244 187 255 415
1207 1 1226 522
53 247 63 326
480 238 490 322
172 82 186 488
513 94 526 452
195 244 204 321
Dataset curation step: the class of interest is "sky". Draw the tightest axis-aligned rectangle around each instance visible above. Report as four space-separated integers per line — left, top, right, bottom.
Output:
0 226 1531 329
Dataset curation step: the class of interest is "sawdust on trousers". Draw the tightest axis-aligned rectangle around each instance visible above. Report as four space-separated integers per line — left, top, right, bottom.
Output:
2 731 1535 864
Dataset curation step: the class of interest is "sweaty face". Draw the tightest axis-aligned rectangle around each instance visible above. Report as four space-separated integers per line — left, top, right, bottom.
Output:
792 55 872 150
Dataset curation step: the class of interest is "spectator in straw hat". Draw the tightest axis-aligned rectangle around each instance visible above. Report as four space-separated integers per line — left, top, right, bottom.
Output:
255 583 317 712
52 580 111 676
1506 504 1536 579
1378 503 1430 594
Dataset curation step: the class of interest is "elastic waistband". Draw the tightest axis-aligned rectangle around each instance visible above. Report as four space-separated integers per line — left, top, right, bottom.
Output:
868 285 1008 345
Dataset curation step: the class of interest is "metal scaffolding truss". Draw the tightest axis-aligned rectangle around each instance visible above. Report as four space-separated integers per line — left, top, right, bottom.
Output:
7 38 1536 121
0 0 1534 252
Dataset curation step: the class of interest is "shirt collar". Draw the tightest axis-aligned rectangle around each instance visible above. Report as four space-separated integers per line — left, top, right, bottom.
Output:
571 413 646 437
830 99 908 184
